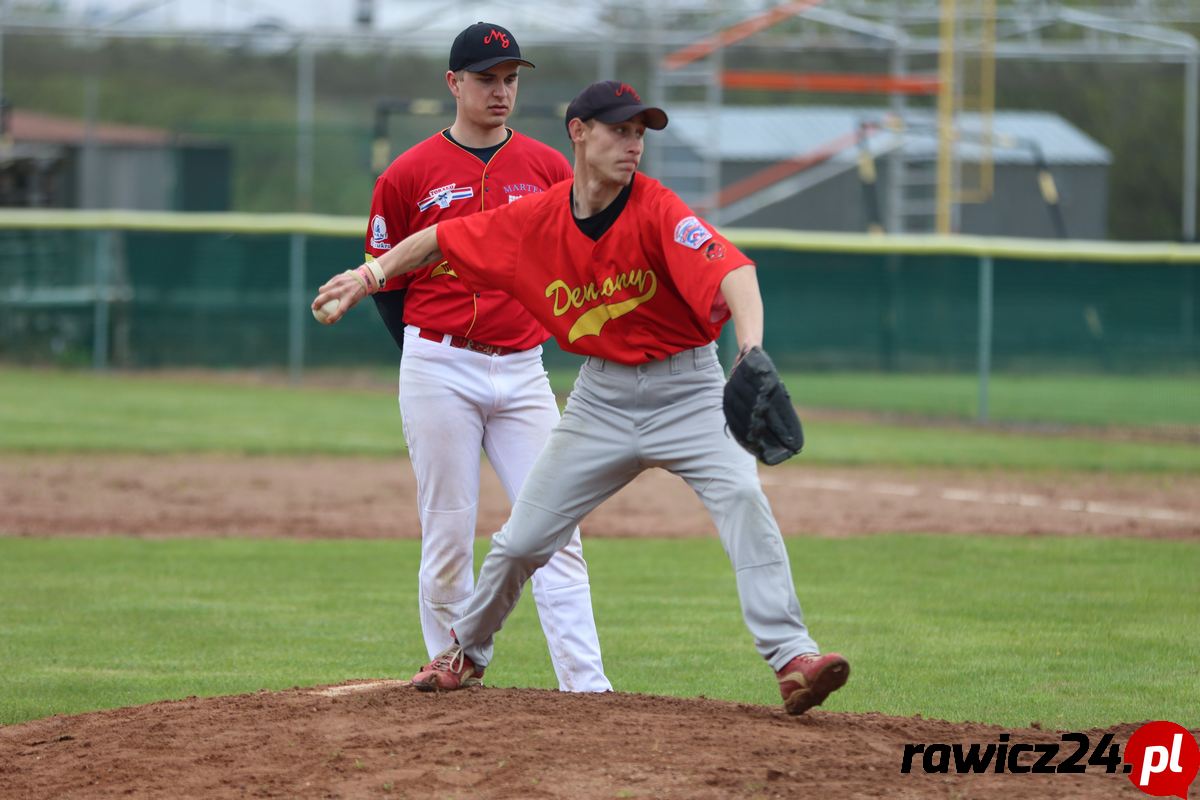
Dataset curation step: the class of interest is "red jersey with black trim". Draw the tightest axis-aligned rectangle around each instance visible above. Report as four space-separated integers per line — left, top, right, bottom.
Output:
435 174 747 366
365 129 571 349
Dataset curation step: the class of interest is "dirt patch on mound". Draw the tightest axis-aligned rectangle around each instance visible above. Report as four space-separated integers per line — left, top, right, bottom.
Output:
0 682 1164 799
2 454 1197 540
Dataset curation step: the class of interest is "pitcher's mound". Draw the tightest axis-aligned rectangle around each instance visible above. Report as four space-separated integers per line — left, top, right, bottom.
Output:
0 682 1150 798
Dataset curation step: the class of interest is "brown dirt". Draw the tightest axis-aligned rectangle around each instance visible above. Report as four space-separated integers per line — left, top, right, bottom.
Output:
0 682 1181 800
1 452 1198 798
2 454 1198 540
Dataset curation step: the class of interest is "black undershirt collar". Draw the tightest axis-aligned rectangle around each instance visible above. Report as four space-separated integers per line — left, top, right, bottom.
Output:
572 174 635 242
443 128 512 164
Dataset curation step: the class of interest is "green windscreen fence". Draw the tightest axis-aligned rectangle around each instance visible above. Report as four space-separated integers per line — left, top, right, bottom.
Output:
0 212 1197 374
753 248 1197 373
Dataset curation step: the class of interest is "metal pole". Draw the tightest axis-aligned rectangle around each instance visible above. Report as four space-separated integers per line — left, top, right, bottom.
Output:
886 37 906 233
82 77 100 208
92 230 111 370
936 0 956 234
0 0 7 107
598 43 616 80
288 233 306 383
1184 50 1197 241
296 37 315 212
977 254 993 423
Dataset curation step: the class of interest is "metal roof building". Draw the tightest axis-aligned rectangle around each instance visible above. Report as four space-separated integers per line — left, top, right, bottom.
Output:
657 106 1112 239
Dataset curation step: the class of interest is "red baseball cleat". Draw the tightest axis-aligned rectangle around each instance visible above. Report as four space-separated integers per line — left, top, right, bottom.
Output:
411 643 484 692
776 652 849 715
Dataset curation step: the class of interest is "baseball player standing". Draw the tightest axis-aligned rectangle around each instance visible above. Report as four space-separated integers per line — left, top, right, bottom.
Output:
317 80 848 715
364 23 610 693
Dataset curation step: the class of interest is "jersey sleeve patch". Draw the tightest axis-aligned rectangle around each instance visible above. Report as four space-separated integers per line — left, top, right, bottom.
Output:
370 214 391 250
673 215 713 250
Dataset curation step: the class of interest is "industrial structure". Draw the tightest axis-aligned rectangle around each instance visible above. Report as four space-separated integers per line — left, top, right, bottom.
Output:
0 1 1196 237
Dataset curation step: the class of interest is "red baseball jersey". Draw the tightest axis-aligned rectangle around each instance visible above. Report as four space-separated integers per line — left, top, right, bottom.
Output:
366 129 572 349
436 175 748 365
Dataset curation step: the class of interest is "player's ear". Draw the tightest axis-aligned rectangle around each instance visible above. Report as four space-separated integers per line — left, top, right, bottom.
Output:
446 70 462 97
567 118 587 145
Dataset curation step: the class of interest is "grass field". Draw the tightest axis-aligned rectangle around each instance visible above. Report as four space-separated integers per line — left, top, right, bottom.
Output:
2 366 1198 471
1 536 1196 730
1 365 1197 732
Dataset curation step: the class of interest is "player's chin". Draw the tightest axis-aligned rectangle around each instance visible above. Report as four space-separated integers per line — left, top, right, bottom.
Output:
613 163 638 181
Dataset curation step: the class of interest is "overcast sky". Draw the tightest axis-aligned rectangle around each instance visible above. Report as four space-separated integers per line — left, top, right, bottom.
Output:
60 0 646 35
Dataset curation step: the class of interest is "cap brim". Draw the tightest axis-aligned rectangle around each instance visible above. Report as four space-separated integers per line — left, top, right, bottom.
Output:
464 56 535 72
593 104 669 131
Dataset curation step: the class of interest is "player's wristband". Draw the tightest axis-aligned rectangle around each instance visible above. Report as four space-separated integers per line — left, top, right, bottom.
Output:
354 264 383 295
343 268 371 295
364 259 387 290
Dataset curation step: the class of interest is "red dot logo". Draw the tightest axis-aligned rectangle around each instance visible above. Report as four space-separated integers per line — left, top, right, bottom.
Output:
1124 721 1200 799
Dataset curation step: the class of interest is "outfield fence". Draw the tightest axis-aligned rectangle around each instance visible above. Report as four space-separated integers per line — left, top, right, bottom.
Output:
1 210 1197 404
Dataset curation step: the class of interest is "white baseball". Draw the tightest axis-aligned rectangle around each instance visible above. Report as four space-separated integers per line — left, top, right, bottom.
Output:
313 298 340 324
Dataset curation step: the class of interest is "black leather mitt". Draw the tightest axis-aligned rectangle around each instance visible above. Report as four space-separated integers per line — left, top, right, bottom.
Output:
723 346 804 466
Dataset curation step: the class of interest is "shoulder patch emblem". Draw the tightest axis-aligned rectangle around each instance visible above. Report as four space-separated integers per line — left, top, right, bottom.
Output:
704 241 725 261
370 214 391 250
418 183 475 212
674 216 713 250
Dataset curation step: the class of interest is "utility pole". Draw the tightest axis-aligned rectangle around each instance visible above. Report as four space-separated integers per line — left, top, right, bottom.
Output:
355 0 373 29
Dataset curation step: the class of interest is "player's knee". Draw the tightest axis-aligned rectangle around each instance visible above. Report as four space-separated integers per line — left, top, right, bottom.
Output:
711 474 769 509
419 561 474 602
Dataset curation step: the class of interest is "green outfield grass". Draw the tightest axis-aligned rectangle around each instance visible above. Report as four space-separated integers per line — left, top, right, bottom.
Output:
0 536 1196 730
779 372 1200 428
1 367 1197 472
553 368 1200 428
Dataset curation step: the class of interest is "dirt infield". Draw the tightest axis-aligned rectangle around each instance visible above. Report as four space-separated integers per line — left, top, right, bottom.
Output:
3 454 1199 540
2 453 1198 798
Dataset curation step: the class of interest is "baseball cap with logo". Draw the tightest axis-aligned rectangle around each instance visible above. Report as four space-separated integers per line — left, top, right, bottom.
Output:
449 22 534 72
564 80 669 132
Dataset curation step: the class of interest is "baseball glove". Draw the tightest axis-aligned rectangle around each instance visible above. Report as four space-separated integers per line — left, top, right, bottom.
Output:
723 346 804 466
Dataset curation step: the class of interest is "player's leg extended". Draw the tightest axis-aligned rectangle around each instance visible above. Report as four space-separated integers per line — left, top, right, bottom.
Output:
482 348 611 692
400 329 487 659
643 345 819 671
454 358 643 672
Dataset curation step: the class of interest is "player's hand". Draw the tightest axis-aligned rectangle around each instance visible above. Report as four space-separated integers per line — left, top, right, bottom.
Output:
311 269 369 325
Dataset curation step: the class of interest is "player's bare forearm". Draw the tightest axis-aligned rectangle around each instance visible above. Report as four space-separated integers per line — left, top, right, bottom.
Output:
311 225 444 324
719 265 764 356
377 225 445 282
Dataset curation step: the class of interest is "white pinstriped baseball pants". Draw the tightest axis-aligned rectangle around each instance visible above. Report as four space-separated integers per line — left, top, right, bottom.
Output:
454 342 820 674
399 326 610 692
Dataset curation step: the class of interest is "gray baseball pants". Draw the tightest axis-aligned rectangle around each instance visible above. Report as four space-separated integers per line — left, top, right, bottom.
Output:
454 342 819 673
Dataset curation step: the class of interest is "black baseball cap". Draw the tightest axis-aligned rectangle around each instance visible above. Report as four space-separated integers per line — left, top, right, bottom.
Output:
449 22 534 72
564 80 668 132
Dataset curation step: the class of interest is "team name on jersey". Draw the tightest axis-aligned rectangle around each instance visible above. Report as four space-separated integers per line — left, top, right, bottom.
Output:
504 183 544 203
544 268 659 343
418 183 475 212
502 183 543 195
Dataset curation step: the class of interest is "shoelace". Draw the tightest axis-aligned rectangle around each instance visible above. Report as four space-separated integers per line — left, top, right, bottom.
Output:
427 644 467 674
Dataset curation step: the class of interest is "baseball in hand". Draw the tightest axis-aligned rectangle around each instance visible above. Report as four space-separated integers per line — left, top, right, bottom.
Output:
313 298 340 324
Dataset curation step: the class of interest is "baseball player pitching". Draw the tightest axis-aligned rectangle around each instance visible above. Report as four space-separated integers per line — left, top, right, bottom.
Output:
315 79 849 715
362 22 609 693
